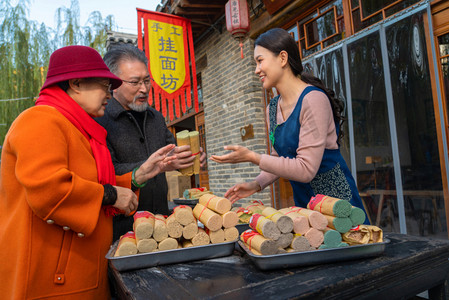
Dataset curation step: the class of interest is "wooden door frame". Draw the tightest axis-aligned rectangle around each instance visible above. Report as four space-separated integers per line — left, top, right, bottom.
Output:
424 0 449 237
195 111 210 190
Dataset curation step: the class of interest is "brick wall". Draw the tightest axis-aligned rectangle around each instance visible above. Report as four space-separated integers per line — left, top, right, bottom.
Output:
195 29 272 207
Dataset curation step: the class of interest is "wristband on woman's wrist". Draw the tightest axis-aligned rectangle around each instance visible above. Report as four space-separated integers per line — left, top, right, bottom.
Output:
102 184 117 206
132 167 147 188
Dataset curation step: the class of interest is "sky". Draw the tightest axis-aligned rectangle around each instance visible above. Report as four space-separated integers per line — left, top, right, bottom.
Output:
25 0 161 34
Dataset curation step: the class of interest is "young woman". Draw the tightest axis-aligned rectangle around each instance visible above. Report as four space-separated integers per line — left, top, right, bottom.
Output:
0 45 175 298
211 28 366 213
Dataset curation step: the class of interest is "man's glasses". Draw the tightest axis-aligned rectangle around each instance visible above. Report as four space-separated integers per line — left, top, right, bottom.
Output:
122 77 152 88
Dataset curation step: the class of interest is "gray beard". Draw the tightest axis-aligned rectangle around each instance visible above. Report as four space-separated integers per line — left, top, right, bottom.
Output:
128 98 149 112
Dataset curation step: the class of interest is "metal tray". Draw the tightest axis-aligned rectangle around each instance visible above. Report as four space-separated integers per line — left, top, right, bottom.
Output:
236 223 250 234
107 240 236 272
172 198 199 207
237 238 390 270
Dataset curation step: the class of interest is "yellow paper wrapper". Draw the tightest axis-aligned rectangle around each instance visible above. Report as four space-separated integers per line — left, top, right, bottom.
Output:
342 225 371 245
366 225 383 243
176 130 193 176
189 131 200 175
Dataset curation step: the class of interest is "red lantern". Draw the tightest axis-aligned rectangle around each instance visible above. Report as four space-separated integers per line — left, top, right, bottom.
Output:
225 0 250 58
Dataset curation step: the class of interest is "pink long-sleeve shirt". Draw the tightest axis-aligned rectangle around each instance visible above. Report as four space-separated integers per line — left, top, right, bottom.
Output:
255 88 339 190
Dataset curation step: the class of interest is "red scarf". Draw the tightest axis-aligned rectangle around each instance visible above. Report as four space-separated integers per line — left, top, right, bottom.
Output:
36 85 120 216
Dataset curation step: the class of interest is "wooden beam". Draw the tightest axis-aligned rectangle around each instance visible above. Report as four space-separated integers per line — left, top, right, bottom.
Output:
179 0 224 9
249 0 313 39
184 0 227 4
174 6 221 15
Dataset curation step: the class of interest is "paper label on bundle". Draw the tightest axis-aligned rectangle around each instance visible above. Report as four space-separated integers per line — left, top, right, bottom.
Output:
123 231 136 239
350 225 361 231
289 206 303 213
241 229 258 243
308 194 326 210
249 214 262 230
174 205 188 211
251 200 264 205
236 207 250 214
133 211 152 221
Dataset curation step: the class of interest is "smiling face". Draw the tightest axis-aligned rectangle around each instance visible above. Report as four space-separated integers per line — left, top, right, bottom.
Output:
254 45 285 90
113 59 151 112
73 78 112 117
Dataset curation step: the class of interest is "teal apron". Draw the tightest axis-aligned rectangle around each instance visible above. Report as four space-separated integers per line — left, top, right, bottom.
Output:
269 86 367 216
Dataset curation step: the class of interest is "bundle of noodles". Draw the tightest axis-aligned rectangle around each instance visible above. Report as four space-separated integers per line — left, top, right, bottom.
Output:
307 194 352 218
183 187 212 200
115 231 138 257
176 130 193 176
189 131 201 175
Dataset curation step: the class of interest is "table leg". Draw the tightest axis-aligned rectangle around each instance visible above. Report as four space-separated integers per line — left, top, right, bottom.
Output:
428 278 448 300
432 198 443 232
376 194 385 227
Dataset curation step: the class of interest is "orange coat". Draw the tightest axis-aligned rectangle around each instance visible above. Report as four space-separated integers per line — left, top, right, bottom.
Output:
0 106 132 299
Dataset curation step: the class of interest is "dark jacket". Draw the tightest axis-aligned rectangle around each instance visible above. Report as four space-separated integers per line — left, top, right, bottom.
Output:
96 97 176 241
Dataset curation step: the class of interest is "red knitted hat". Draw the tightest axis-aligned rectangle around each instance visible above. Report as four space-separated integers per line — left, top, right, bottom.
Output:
41 45 122 91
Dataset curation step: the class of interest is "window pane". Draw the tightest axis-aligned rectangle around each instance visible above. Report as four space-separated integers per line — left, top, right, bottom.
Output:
323 34 343 48
386 12 446 238
361 0 396 17
352 8 383 33
302 60 315 75
348 32 398 232
306 8 336 46
321 0 343 16
315 49 351 169
439 33 449 57
439 32 449 124
288 25 299 42
385 0 420 18
301 40 321 58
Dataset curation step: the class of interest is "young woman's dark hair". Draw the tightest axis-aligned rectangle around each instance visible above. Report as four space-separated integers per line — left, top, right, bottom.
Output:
255 28 345 142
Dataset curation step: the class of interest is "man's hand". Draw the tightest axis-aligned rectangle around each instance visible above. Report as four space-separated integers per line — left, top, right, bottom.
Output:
134 144 176 184
163 145 195 171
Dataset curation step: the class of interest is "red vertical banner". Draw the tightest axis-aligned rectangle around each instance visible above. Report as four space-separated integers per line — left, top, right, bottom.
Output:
137 8 199 121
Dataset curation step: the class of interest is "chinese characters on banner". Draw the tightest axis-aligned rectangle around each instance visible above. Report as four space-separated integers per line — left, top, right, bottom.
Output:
137 9 198 120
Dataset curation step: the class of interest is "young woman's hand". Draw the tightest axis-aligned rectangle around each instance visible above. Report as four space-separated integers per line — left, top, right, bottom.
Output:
224 181 261 203
210 145 261 165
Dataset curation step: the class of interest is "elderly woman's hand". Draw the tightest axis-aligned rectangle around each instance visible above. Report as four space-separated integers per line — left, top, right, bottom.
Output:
113 186 138 216
134 144 177 185
210 145 261 165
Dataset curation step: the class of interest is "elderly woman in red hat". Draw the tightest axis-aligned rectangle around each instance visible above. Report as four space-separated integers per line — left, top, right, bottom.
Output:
0 45 175 299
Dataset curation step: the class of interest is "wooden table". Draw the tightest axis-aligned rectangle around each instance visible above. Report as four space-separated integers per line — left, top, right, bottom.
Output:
110 233 449 299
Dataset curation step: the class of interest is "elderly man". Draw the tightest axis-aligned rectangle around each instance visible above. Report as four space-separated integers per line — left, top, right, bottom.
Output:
97 44 204 241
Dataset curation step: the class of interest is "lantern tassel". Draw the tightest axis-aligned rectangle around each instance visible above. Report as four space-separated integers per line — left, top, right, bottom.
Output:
240 38 244 59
